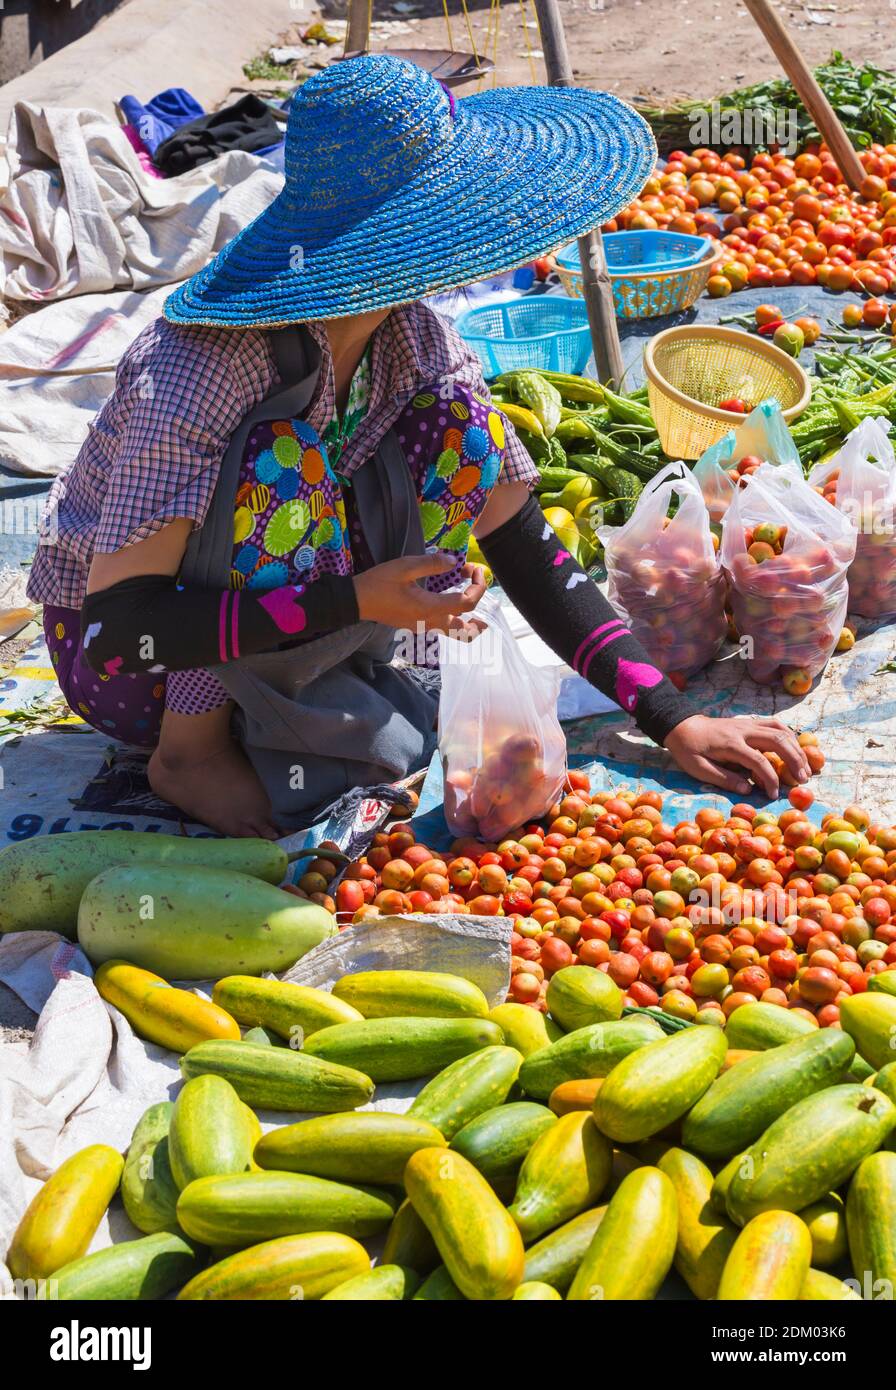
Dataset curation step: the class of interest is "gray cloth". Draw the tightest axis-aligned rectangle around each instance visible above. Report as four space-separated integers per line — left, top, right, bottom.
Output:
180 326 437 829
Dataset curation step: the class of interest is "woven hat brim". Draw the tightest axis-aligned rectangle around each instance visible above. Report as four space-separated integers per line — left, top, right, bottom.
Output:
164 85 657 328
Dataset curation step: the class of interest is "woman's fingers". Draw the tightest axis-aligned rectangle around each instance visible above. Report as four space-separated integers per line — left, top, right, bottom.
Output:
680 753 752 796
730 739 781 797
738 720 810 782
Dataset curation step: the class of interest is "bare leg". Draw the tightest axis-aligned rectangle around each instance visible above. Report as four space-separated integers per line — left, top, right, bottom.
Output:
148 703 280 839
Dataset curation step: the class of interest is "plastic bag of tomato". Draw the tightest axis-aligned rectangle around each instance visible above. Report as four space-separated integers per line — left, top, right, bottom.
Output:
599 461 727 681
720 461 857 690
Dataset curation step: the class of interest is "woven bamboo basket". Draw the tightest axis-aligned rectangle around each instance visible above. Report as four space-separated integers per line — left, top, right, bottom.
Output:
643 325 812 460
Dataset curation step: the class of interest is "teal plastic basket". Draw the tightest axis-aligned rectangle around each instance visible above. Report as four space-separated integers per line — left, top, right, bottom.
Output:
455 297 591 377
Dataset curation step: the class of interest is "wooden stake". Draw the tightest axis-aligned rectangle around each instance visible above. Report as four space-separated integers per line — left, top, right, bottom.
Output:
531 0 624 386
743 0 865 190
345 0 371 56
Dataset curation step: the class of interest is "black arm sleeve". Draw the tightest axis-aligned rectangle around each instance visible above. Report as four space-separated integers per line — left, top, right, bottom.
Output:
479 495 699 746
80 571 358 676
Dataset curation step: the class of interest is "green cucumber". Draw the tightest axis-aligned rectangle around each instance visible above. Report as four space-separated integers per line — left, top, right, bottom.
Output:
412 1265 466 1300
254 1112 444 1185
321 1264 420 1301
121 1102 180 1235
724 1002 817 1050
180 1039 373 1112
409 1045 522 1138
302 1016 504 1083
727 1085 896 1226
681 1030 855 1160
846 1151 896 1292
176 1172 398 1246
168 1075 254 1190
519 1016 665 1102
381 1199 440 1275
450 1102 557 1186
594 1026 727 1144
521 1208 607 1293
51 1233 203 1300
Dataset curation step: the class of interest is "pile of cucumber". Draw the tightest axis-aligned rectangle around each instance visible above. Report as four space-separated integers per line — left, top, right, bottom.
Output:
7 959 896 1301
489 369 673 570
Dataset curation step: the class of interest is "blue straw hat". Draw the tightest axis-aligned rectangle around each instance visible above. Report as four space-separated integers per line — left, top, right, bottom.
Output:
165 54 656 327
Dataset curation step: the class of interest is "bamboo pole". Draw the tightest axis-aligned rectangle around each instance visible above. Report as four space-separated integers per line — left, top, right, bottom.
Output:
531 0 624 387
345 0 371 56
743 0 865 190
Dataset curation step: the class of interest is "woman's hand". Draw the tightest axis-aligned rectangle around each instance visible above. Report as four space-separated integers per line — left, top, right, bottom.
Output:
353 554 487 632
664 715 811 798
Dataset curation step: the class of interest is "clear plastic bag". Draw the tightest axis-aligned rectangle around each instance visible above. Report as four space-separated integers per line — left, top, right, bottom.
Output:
694 399 802 523
808 417 896 619
597 461 727 680
721 462 857 685
437 594 566 842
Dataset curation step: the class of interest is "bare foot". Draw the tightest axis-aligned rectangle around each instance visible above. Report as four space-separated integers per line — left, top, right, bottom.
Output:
149 739 281 839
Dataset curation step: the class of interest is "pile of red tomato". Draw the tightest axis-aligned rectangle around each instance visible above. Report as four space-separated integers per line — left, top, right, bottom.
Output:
333 761 896 1034
606 142 896 298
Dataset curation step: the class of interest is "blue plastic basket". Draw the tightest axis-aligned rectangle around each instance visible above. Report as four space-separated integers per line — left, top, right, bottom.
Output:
557 230 712 275
455 297 592 378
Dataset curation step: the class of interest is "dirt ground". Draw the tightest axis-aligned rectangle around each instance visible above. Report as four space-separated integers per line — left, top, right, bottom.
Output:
306 0 892 104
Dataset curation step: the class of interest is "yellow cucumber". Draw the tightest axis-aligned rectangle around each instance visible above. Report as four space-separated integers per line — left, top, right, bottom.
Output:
121 1102 179 1235
839 993 896 1070
7 1145 124 1281
512 1281 562 1300
508 1111 612 1243
212 975 362 1041
178 1232 369 1300
321 1264 419 1300
331 969 489 1019
254 1112 444 1185
718 1211 812 1300
95 960 240 1052
409 1044 522 1139
487 1003 562 1057
545 965 622 1031
656 1147 738 1300
800 1267 861 1301
404 1147 525 1300
567 1167 678 1301
800 1194 848 1269
595 1025 727 1144
168 1075 255 1190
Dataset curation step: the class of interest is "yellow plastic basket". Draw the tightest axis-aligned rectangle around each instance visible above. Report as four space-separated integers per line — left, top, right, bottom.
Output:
643 325 812 460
